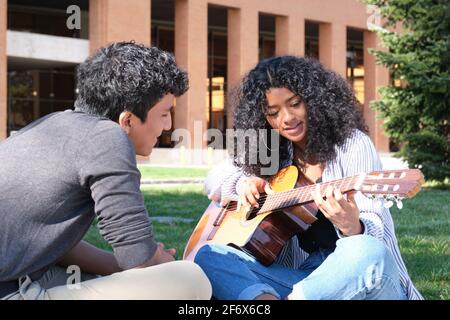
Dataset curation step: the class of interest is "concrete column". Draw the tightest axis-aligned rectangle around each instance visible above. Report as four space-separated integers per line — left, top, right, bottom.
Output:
364 30 389 152
89 0 151 54
174 0 208 147
0 0 7 140
319 22 347 77
275 13 304 57
226 6 259 129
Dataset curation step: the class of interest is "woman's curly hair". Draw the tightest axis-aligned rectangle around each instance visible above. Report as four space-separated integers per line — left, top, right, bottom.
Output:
231 55 368 177
75 41 188 122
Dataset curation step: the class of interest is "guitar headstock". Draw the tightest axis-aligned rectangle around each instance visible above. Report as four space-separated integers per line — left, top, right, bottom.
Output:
357 169 425 209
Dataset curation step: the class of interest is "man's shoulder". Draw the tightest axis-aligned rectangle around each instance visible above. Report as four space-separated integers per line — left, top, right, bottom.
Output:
61 110 114 129
73 113 137 163
62 110 128 143
87 117 130 146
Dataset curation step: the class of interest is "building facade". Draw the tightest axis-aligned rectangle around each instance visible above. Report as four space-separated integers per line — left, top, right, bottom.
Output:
0 0 390 152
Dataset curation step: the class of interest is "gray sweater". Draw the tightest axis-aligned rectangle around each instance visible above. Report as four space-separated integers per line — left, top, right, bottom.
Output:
0 110 157 281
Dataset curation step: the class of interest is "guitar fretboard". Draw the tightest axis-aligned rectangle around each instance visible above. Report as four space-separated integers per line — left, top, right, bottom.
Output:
257 175 359 214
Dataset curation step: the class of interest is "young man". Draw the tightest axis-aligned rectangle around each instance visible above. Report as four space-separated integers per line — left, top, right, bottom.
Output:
0 42 212 300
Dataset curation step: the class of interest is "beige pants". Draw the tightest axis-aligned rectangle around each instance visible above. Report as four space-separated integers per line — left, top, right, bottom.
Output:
2 261 212 300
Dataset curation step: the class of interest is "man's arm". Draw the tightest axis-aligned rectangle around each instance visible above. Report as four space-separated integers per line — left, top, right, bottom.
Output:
58 240 177 276
57 240 122 276
78 124 158 270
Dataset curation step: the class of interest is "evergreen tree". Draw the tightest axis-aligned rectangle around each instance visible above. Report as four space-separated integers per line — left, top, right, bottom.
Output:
364 0 449 181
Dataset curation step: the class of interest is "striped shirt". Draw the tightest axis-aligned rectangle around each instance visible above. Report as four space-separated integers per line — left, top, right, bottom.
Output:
204 129 423 300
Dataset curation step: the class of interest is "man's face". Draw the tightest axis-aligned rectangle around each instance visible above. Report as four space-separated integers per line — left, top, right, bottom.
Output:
126 93 174 156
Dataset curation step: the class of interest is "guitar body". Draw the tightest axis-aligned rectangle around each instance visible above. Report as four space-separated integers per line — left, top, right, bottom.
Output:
183 166 316 266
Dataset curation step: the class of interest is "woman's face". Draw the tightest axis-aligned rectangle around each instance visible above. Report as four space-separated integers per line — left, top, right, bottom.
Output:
265 87 308 145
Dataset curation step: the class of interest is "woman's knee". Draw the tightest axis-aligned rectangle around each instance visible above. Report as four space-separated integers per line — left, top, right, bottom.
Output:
336 235 391 268
194 243 242 265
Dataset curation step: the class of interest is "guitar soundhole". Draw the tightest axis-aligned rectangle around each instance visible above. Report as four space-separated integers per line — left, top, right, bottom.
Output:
247 209 257 220
245 194 267 220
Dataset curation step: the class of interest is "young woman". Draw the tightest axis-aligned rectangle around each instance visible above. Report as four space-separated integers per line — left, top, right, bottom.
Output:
196 56 422 300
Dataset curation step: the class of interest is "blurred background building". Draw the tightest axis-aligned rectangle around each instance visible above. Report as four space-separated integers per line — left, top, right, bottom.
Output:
0 0 390 153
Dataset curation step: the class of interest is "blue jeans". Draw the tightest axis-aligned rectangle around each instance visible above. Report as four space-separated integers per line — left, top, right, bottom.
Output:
194 235 407 300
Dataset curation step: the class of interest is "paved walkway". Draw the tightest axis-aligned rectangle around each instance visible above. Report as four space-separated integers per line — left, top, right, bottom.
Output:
140 178 204 185
379 152 409 169
151 216 194 223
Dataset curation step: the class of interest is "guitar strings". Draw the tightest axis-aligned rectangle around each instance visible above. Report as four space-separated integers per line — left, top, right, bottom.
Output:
225 175 357 212
223 172 412 214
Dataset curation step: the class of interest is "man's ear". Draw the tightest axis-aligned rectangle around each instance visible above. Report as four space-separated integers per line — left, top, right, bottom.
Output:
118 111 133 134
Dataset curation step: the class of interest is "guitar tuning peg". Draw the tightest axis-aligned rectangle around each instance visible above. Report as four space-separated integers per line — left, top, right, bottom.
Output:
384 200 394 209
394 195 404 209
364 193 377 201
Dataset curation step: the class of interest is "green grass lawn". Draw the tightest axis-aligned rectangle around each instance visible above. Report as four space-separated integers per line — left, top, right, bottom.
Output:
138 166 209 180
389 184 450 300
84 183 449 300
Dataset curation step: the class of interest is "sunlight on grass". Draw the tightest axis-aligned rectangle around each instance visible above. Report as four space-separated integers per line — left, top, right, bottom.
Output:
138 166 209 180
140 185 210 219
390 187 450 300
423 178 450 190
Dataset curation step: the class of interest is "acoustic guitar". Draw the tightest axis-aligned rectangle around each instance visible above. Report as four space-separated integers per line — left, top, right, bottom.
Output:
183 166 424 266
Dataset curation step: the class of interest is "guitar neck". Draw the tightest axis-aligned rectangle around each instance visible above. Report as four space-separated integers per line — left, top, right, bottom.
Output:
260 175 361 213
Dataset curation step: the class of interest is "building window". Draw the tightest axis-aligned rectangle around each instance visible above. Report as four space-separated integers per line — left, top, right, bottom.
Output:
259 14 275 60
151 25 174 53
305 21 319 59
347 28 365 106
7 1 89 39
7 68 76 136
151 0 175 147
151 24 175 148
207 5 228 144
207 29 227 132
206 76 226 132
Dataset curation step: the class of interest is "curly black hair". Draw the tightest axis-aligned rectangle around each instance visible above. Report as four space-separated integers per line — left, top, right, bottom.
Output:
74 41 188 122
231 55 368 177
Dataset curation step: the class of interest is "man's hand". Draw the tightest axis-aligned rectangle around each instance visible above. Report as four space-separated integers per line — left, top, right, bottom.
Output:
136 242 176 268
